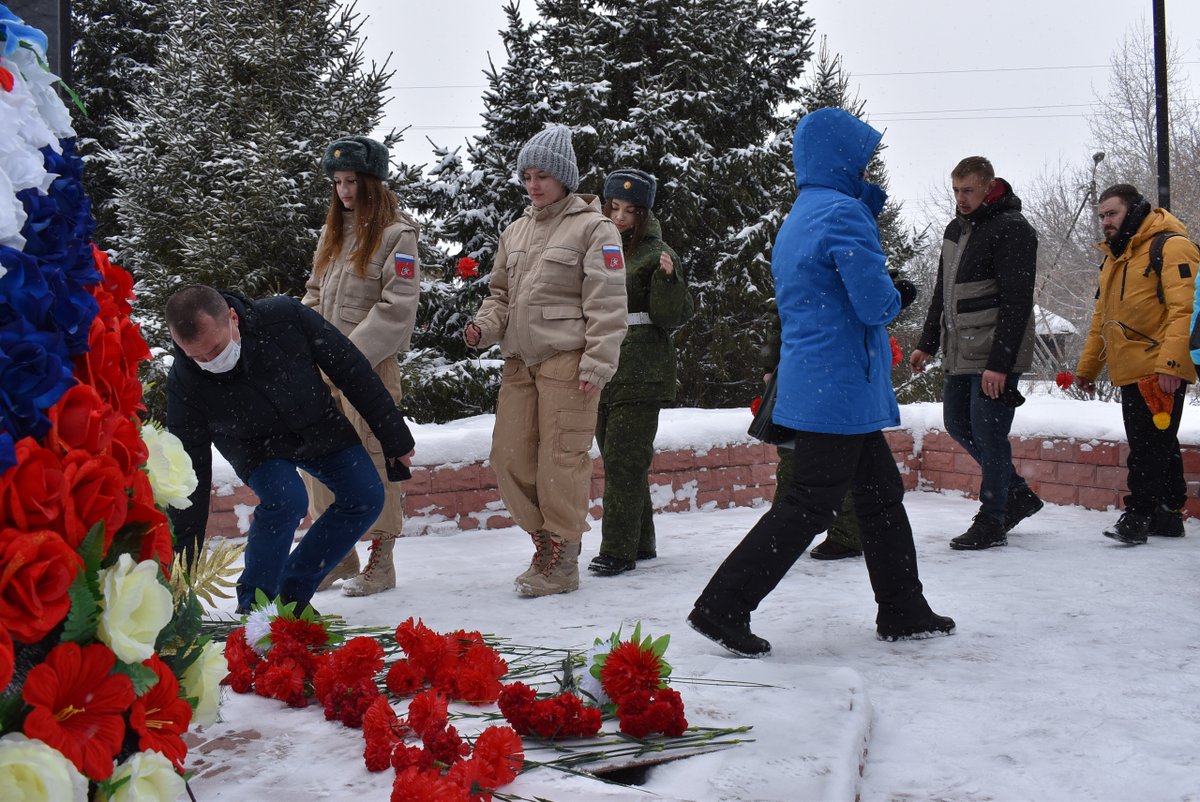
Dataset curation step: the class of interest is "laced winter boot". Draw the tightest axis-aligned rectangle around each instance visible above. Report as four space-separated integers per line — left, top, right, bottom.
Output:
1003 484 1045 532
342 538 396 596
316 548 360 592
1103 511 1150 545
515 533 580 597
515 531 553 584
1148 504 1185 538
950 512 1007 550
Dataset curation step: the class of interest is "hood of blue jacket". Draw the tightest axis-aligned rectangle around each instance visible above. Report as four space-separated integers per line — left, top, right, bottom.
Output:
792 108 883 197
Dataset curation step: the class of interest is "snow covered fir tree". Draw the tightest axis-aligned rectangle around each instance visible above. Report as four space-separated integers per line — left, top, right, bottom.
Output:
99 0 406 419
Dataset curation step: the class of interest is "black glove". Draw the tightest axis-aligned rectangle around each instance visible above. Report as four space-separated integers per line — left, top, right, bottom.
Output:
385 454 412 482
889 269 917 310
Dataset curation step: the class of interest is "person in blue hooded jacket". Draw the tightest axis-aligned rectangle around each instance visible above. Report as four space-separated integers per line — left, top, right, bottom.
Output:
687 108 954 657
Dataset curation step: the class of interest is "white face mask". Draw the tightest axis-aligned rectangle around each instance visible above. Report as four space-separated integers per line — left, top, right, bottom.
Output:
196 319 241 373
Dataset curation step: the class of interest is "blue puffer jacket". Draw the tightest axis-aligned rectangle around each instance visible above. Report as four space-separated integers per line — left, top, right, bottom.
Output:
772 108 902 435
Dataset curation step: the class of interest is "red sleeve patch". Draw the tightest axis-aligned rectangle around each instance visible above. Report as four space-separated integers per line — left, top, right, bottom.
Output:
602 244 624 271
394 253 416 278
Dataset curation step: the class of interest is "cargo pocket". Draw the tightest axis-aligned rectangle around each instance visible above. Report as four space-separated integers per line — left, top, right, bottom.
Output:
555 408 597 466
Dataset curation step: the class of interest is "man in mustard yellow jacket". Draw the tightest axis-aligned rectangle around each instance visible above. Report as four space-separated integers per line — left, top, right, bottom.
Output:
1076 183 1198 544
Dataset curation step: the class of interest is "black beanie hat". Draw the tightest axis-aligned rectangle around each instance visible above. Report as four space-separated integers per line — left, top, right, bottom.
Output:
603 169 657 209
323 136 389 181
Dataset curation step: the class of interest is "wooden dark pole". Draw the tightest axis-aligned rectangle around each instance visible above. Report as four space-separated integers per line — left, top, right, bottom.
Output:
1153 0 1170 210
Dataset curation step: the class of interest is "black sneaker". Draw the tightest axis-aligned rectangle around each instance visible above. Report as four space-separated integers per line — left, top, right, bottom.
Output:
877 612 956 642
687 606 771 658
1004 485 1044 532
950 513 1007 550
809 538 863 560
1148 505 1185 537
1104 512 1150 545
587 554 636 576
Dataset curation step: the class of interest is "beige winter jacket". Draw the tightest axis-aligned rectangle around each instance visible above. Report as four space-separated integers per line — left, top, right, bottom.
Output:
302 210 421 369
473 194 628 388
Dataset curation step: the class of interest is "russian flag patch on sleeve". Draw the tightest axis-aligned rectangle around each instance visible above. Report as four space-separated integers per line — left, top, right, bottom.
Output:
602 244 624 271
394 253 416 278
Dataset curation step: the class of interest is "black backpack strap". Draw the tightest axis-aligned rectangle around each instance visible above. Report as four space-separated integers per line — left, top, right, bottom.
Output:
1144 232 1181 303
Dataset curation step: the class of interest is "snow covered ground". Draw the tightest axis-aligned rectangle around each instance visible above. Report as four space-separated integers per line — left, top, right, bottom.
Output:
187 488 1200 801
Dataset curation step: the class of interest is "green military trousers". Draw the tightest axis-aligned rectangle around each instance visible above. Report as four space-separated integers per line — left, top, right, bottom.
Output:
596 401 661 560
775 445 861 549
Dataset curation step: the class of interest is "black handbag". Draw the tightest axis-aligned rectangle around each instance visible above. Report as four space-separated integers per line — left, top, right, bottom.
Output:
747 372 796 449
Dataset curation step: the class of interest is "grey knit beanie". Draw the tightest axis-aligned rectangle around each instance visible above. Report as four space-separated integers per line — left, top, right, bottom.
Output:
516 125 579 191
603 169 657 209
323 136 390 181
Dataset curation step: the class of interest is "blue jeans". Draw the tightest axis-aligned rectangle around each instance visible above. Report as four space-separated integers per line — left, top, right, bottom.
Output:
238 445 383 610
942 373 1028 521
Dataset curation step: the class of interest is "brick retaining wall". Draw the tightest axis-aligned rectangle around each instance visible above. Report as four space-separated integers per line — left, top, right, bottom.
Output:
204 431 1200 537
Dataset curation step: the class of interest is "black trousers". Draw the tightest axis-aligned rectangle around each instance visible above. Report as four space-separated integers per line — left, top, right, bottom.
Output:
1120 381 1187 514
696 430 931 629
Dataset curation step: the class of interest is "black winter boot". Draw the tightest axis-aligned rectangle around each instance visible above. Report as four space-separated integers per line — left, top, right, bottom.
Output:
1004 484 1044 532
588 554 636 576
950 513 1007 550
877 612 956 642
1148 505 1185 538
1104 512 1150 545
687 606 771 658
809 537 863 560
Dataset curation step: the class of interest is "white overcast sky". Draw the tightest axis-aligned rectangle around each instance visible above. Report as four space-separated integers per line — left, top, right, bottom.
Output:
349 0 1200 227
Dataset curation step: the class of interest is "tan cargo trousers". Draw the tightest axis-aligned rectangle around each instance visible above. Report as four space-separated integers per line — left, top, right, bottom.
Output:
302 357 406 538
491 349 599 540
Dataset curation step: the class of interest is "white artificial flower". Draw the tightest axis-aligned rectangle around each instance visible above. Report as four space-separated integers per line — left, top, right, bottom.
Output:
243 603 278 656
578 640 612 708
0 733 88 802
97 554 174 664
181 640 228 727
140 421 197 510
108 751 186 802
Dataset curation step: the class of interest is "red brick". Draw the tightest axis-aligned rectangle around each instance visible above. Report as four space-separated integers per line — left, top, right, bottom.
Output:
693 447 731 469
648 472 677 489
1184 497 1200 520
696 489 731 508
952 452 983 476
1037 481 1077 506
589 504 604 519
922 432 955 450
664 498 692 513
1118 443 1131 465
459 489 504 513
1078 486 1120 511
459 518 480 530
1055 462 1096 486
482 513 515 530
1181 448 1200 474
432 464 482 492
210 493 238 514
885 430 914 452
403 469 432 495
923 470 977 496
1094 465 1128 492
732 487 770 508
726 444 761 466
591 478 606 499
922 449 957 471
591 458 606 479
693 468 727 492
899 471 919 491
477 465 500 489
412 492 458 518
1008 437 1043 460
1028 459 1058 482
651 450 695 472
749 462 777 486
1012 459 1037 482
1075 442 1121 466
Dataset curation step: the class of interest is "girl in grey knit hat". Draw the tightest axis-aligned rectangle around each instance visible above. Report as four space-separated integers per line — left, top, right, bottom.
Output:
464 125 630 598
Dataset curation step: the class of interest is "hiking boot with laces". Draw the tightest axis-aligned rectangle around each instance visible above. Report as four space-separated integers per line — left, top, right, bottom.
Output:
950 512 1007 550
1148 504 1185 538
1004 484 1044 532
515 531 553 584
342 538 396 596
316 548 360 592
1103 512 1150 545
515 533 580 597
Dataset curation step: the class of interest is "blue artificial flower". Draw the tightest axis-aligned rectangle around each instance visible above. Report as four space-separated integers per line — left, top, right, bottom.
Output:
0 320 75 442
0 429 14 477
0 6 49 57
0 244 55 331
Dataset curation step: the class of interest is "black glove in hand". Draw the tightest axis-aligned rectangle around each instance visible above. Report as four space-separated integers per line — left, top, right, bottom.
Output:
889 270 917 310
385 455 412 482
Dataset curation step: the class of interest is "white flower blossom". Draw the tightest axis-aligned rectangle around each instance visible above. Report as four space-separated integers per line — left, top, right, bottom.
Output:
98 554 174 664
181 640 228 727
140 421 197 510
0 733 88 802
108 751 186 802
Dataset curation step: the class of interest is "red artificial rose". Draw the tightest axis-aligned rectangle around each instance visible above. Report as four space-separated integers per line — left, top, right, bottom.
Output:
90 246 135 319
0 625 13 691
600 639 668 707
0 437 66 531
108 412 149 479
130 654 193 769
454 256 480 280
46 383 116 456
124 471 174 577
1056 371 1075 391
0 65 13 93
22 642 135 781
60 449 128 550
0 527 82 643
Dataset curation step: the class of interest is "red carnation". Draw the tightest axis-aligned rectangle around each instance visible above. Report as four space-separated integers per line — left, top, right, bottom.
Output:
890 336 903 367
600 639 668 706
391 765 463 802
406 689 449 738
455 256 480 280
386 658 426 696
363 695 410 772
130 654 193 769
21 642 135 781
1056 371 1075 391
467 725 524 785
